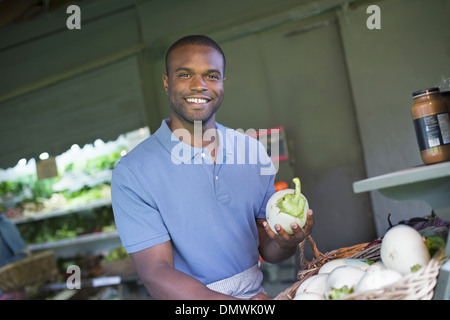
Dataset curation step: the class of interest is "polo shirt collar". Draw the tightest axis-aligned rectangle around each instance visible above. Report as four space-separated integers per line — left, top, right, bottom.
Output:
155 119 232 164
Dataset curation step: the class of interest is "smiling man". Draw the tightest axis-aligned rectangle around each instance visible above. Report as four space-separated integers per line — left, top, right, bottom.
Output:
164 39 225 124
111 35 314 300
163 38 225 161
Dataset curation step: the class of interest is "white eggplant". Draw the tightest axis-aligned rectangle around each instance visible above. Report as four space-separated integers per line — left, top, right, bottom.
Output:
318 258 371 274
293 292 325 300
380 225 430 276
266 177 309 234
295 273 328 297
366 260 387 273
325 266 366 299
354 269 402 293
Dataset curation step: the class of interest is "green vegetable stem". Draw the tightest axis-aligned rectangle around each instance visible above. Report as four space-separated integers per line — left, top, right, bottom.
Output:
276 177 305 219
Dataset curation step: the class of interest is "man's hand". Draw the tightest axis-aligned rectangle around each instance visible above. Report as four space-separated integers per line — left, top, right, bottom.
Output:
257 209 314 263
263 209 314 251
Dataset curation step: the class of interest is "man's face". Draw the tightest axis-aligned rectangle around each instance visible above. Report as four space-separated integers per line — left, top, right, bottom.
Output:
163 44 225 127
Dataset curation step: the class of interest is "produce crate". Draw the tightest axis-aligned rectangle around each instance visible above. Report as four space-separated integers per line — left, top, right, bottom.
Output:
275 234 447 300
0 250 59 293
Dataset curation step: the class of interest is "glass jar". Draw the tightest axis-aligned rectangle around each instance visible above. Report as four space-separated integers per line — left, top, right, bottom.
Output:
439 77 450 113
411 87 450 164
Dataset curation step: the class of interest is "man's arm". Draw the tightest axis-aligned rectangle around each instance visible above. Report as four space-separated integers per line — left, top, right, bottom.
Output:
257 209 314 264
129 241 239 300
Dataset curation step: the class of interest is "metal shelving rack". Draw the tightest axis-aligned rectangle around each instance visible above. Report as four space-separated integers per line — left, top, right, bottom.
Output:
11 198 121 258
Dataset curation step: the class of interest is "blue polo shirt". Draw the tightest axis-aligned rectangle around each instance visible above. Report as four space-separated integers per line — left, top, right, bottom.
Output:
111 119 276 285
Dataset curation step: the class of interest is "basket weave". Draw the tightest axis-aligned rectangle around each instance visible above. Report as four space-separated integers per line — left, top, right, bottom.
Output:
343 251 445 300
0 250 58 293
275 235 446 300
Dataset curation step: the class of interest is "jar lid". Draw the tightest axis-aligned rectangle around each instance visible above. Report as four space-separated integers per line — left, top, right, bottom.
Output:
412 87 440 98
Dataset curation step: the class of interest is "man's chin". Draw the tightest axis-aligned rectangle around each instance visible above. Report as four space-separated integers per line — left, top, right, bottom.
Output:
170 104 220 126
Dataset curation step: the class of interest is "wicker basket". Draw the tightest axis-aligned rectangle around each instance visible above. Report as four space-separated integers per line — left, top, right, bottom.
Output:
343 252 445 300
275 236 446 300
0 250 59 293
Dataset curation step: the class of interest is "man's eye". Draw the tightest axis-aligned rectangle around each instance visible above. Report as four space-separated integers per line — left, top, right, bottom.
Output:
178 73 190 78
207 74 219 80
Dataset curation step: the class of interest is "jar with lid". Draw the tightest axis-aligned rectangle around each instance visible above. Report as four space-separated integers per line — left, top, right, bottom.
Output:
439 77 450 113
411 87 450 164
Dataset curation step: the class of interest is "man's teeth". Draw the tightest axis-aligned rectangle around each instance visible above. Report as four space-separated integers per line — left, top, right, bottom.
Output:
186 98 208 103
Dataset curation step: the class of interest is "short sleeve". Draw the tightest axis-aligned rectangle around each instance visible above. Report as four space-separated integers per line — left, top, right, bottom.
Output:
257 138 276 220
256 173 276 220
111 162 170 253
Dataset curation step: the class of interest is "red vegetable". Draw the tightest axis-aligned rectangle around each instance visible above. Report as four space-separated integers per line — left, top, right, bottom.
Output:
274 181 289 192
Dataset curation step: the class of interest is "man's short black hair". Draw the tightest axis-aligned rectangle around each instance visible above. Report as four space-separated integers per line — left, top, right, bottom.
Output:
165 35 226 75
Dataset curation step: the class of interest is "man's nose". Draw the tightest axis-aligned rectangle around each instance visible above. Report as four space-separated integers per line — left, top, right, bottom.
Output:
190 75 207 92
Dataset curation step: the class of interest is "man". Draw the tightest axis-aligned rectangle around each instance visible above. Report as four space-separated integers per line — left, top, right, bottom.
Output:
111 35 314 299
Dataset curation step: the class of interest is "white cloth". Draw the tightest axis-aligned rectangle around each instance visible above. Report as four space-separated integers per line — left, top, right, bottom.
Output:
206 264 265 299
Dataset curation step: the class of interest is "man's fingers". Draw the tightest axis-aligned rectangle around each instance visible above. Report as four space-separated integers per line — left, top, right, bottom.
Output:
303 209 314 235
290 209 314 240
263 221 290 240
263 209 314 242
262 221 276 238
274 224 291 240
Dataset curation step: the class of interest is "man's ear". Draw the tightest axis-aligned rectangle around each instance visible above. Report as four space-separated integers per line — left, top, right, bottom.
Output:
163 73 169 95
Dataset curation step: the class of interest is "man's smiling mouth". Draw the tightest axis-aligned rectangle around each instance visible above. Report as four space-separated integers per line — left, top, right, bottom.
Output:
185 97 210 104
